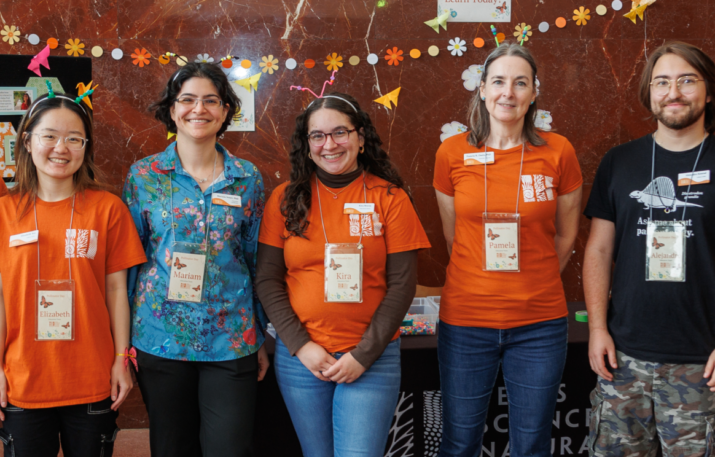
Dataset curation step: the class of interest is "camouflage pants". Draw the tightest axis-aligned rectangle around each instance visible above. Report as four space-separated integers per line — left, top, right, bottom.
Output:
589 351 715 457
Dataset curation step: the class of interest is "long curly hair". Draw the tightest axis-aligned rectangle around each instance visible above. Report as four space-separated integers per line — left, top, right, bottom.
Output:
281 92 406 238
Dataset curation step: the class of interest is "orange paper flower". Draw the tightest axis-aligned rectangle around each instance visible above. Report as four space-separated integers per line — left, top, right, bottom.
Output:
132 48 151 68
324 53 343 71
385 47 404 66
573 7 591 26
259 55 279 74
65 39 85 57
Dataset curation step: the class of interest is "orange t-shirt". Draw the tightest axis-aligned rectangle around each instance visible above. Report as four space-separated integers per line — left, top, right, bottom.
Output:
259 173 431 353
433 131 583 329
0 180 7 198
0 190 147 408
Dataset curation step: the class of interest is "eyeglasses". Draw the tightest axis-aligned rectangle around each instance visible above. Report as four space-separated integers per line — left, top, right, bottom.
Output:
650 76 705 96
174 97 225 109
28 133 87 150
307 129 356 147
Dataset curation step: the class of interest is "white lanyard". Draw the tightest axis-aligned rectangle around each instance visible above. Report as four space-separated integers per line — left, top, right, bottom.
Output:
34 195 75 281
483 142 525 214
315 171 367 248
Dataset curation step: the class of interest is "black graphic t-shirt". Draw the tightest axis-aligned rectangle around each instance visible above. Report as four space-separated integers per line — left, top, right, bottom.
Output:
585 133 715 364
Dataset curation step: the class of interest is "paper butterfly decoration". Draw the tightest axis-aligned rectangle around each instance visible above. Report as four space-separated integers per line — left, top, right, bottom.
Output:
374 88 401 109
624 0 656 23
425 11 450 33
235 73 262 92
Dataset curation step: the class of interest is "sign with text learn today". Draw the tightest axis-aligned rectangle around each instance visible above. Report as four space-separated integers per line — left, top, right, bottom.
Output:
438 0 511 23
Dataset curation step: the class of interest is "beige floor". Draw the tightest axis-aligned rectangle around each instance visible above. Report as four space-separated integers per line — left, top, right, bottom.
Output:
0 428 151 456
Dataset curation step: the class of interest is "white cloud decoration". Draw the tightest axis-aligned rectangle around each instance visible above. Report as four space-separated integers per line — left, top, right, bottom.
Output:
534 109 552 131
440 121 469 142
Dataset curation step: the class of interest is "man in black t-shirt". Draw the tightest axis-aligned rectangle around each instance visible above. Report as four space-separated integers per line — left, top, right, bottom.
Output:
584 41 715 456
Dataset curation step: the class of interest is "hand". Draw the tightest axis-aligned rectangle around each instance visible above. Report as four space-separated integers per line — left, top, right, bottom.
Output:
295 341 337 381
257 344 270 381
0 370 6 421
110 357 133 411
703 349 715 391
588 328 618 382
322 353 366 384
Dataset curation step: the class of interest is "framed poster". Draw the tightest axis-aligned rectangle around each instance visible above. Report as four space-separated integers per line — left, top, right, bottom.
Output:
0 87 38 116
4 135 16 165
227 82 256 132
438 0 511 22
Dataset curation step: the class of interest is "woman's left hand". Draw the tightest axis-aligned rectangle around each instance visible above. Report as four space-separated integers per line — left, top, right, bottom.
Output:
257 344 270 381
110 357 133 411
322 353 366 384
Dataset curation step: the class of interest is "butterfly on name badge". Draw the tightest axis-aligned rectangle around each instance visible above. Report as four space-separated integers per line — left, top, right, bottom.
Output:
509 253 517 259
61 322 70 329
174 257 187 270
192 285 201 291
487 228 500 240
329 258 342 270
350 284 358 290
40 296 53 308
652 237 665 249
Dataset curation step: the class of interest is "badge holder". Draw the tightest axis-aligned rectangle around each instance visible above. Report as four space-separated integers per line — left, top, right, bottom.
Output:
645 221 686 282
324 243 363 303
35 279 75 341
483 212 521 272
167 241 208 303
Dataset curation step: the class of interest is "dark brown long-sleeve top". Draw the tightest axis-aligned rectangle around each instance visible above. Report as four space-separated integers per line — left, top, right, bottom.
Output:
255 167 419 369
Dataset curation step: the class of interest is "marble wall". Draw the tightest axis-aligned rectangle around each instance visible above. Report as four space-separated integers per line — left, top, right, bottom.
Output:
1 0 706 299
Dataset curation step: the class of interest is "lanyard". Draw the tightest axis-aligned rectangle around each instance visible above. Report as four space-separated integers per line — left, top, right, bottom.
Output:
169 152 217 249
315 172 367 247
650 132 706 222
484 142 525 214
34 195 75 281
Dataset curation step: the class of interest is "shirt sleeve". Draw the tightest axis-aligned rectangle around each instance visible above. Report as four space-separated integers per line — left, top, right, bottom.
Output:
433 141 455 197
121 169 150 304
258 185 287 249
383 190 432 254
0 180 7 198
242 169 268 332
106 197 147 275
584 150 615 221
557 139 583 195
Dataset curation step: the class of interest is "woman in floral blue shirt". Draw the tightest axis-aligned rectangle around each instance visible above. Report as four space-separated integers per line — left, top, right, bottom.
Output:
122 62 268 457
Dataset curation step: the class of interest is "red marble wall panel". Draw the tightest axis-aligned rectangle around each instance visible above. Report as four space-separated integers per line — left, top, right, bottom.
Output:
1 0 707 303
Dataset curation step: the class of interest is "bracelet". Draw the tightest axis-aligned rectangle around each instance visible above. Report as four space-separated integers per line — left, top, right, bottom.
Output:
117 347 138 371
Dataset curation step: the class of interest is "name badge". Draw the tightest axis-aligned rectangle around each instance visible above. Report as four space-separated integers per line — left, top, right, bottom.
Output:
10 230 39 247
483 212 521 272
464 152 495 166
678 170 710 186
168 250 207 303
324 244 363 303
645 221 686 282
36 285 74 341
343 203 375 214
211 193 242 207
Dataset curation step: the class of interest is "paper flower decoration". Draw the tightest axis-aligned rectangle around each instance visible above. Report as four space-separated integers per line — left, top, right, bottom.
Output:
65 39 85 57
573 7 591 25
536 77 541 96
259 55 279 74
385 47 404 66
440 121 469 142
324 53 343 71
448 37 467 56
3 169 14 178
131 48 151 68
195 53 214 63
513 23 532 42
1 26 20 45
462 65 485 91
0 162 5 171
534 110 553 131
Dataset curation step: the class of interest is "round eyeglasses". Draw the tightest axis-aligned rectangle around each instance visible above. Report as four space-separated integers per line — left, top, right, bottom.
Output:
174 97 225 109
28 133 87 150
307 129 356 147
650 76 705 97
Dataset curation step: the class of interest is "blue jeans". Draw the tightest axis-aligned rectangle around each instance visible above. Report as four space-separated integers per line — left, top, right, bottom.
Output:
438 318 568 457
274 337 401 457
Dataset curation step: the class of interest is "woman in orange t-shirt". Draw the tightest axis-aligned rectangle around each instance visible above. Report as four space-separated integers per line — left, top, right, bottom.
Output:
0 179 7 198
257 91 430 456
434 42 583 457
0 92 146 456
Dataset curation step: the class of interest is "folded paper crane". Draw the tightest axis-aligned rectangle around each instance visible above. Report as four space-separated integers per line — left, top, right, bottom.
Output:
76 81 99 110
374 88 401 109
28 45 51 77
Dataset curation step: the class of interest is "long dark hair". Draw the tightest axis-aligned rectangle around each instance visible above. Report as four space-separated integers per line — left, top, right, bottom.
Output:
467 41 545 148
281 92 406 238
11 94 108 219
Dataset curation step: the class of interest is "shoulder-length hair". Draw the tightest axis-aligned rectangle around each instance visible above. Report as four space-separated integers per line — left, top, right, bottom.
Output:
11 94 108 218
281 92 406 238
638 41 715 133
466 41 545 148
149 62 241 137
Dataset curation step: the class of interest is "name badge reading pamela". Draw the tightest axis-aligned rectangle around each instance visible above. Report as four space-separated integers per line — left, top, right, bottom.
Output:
483 213 520 272
646 221 686 282
211 193 242 207
344 203 375 214
324 244 363 303
464 152 495 166
167 242 207 303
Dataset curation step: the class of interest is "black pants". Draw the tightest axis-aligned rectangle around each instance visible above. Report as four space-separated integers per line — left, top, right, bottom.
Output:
0 396 119 457
136 349 258 457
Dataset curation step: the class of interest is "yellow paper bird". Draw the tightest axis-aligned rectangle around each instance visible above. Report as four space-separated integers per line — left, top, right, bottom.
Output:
374 88 401 109
167 132 176 140
624 0 655 23
425 11 450 33
76 81 99 110
235 73 262 92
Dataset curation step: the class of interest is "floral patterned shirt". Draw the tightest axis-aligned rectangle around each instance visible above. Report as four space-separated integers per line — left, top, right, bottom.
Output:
122 142 267 361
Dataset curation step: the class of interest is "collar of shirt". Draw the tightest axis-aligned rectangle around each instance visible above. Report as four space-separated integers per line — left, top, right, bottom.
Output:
154 142 253 185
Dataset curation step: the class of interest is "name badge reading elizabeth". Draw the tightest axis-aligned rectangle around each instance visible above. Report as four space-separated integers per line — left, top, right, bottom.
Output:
9 230 39 247
483 213 520 272
211 193 242 207
464 152 495 166
646 221 686 282
343 203 375 214
168 242 207 303
324 244 363 303
35 280 75 341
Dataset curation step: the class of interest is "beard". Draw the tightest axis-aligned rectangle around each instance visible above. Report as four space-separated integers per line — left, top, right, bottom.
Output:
652 98 706 130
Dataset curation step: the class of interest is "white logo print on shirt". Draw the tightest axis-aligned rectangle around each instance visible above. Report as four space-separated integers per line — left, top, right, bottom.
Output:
630 177 702 212
349 214 383 237
521 175 555 202
65 229 99 259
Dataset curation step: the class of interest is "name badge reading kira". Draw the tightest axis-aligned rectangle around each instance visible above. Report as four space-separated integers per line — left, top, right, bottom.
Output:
325 247 363 303
37 291 73 340
646 221 686 282
344 203 375 214
484 222 519 271
168 252 207 302
464 152 495 166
